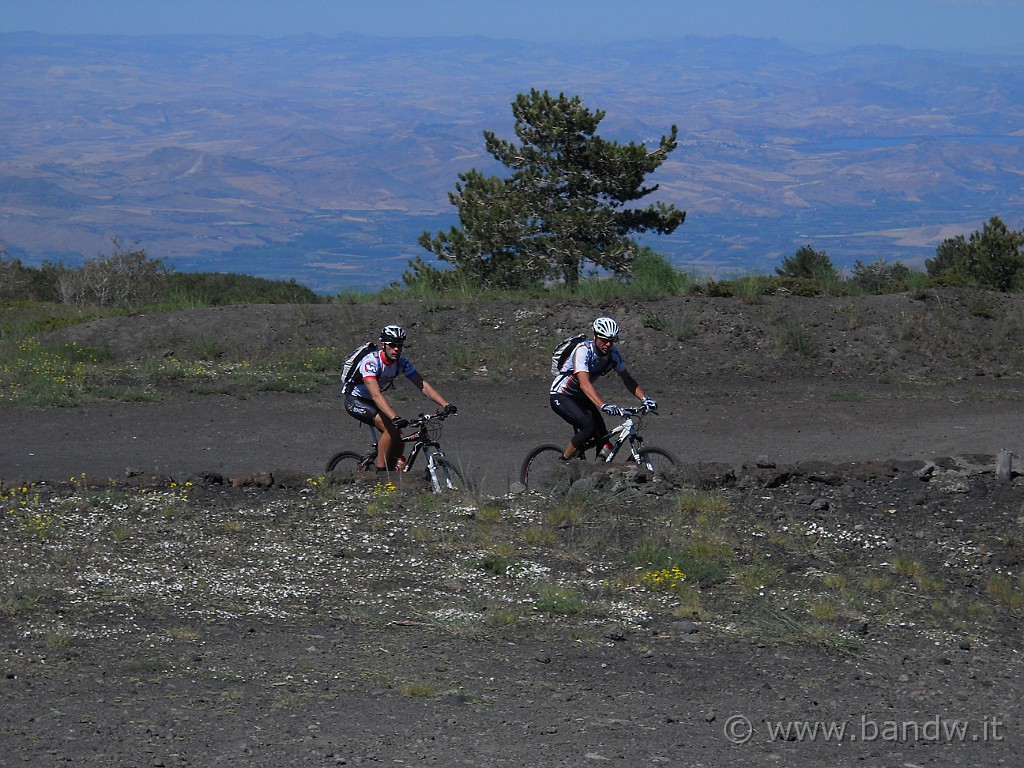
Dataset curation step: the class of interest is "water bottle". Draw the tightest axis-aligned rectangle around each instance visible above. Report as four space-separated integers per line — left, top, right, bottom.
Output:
395 456 406 472
598 441 613 459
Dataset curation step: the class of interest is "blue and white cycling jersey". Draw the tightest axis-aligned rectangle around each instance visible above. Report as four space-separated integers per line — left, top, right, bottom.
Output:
347 349 418 399
550 340 626 398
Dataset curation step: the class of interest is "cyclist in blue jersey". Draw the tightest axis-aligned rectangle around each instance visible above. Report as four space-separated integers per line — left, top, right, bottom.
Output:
344 325 456 472
550 316 657 462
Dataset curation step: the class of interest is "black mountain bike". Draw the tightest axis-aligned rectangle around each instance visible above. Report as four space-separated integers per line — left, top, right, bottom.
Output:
326 409 467 493
519 404 676 492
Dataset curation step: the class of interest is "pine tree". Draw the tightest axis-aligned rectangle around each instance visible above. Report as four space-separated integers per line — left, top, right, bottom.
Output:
413 90 685 289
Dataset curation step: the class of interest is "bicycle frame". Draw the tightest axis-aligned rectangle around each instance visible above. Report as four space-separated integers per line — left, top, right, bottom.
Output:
356 410 461 492
597 413 647 464
581 404 655 462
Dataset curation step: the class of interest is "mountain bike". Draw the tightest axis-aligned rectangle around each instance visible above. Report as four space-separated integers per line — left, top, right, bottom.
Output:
326 409 468 493
519 403 676 492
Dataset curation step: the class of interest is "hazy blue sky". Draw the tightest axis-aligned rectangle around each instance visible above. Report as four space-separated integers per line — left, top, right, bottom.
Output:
4 0 1023 54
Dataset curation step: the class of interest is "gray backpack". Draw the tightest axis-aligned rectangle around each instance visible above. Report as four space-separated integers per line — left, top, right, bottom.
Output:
550 333 587 376
340 341 377 387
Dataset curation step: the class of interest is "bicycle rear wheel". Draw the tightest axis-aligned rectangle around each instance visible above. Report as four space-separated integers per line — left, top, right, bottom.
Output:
519 444 574 493
326 450 371 474
637 447 678 475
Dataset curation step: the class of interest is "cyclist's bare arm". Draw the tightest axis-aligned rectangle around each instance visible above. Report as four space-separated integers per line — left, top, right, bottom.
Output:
410 372 450 410
618 369 646 401
576 370 607 409
363 377 399 424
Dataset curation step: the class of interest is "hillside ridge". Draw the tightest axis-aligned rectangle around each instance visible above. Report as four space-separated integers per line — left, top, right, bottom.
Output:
47 289 1024 384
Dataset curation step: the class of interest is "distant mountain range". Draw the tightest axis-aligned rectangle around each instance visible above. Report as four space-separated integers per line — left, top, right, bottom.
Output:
2 32 1023 293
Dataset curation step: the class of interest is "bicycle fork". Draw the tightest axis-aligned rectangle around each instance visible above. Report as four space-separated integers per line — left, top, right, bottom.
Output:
604 434 655 472
424 447 453 492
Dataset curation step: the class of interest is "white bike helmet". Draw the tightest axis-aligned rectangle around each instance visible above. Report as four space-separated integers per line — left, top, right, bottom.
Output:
592 316 620 340
379 325 407 344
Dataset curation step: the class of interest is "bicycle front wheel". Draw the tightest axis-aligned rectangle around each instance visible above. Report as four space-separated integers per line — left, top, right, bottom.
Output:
519 444 573 493
326 450 370 474
637 447 678 475
428 456 470 493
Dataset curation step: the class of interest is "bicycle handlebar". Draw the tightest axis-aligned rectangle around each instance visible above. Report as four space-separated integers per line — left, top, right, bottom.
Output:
407 408 456 428
620 403 658 416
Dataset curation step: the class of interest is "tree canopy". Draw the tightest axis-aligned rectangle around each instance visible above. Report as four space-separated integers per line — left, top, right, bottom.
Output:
410 89 685 289
926 215 1024 291
776 245 838 281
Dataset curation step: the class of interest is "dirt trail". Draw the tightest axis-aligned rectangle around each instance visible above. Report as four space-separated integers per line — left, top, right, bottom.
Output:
4 377 1022 496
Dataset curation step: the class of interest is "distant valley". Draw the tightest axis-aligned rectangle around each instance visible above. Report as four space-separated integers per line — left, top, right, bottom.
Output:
2 32 1023 293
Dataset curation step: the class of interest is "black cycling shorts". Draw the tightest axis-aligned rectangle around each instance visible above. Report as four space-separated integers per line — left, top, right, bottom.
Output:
550 393 608 451
345 393 380 427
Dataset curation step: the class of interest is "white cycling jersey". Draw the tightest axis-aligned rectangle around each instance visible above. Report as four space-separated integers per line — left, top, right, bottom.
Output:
347 349 418 398
550 339 625 398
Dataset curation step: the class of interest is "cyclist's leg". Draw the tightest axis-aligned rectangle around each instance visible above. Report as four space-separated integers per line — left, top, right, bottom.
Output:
345 394 389 470
372 412 406 470
550 394 604 460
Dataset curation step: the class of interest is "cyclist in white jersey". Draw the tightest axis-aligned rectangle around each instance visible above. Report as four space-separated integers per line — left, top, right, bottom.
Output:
549 317 657 461
344 325 456 472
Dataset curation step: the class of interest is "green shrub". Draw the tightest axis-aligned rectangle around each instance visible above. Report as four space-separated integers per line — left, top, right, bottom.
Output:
968 300 999 319
160 272 321 306
0 254 30 301
535 583 585 615
627 248 693 296
848 258 914 294
643 313 665 331
773 322 819 357
927 215 1024 292
770 276 833 297
627 537 731 586
731 274 771 304
2 247 323 309
777 245 839 282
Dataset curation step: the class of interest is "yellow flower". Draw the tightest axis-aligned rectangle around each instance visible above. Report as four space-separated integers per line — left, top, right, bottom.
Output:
641 566 687 591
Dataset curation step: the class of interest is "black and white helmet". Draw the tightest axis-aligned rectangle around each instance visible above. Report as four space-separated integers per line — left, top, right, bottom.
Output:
592 316 620 340
379 325 407 344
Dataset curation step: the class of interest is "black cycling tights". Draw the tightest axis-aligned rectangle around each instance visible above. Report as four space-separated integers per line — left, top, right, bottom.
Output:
550 393 609 451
